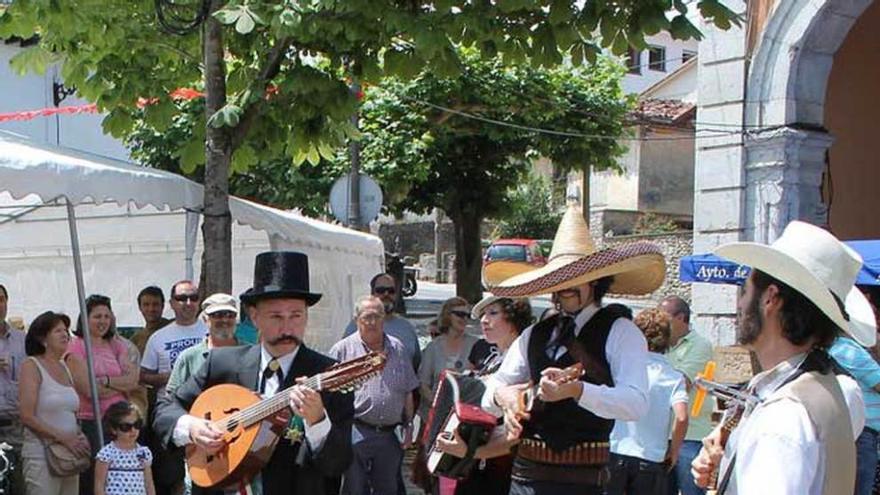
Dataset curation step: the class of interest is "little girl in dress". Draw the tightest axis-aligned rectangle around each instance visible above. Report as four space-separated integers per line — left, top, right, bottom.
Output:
94 401 156 495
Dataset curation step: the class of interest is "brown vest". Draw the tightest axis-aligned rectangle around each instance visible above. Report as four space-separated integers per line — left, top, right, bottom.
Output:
762 370 856 494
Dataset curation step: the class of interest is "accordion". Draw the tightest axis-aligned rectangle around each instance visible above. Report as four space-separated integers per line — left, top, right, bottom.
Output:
423 370 498 479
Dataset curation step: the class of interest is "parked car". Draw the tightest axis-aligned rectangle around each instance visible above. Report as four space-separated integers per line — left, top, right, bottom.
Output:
483 239 547 267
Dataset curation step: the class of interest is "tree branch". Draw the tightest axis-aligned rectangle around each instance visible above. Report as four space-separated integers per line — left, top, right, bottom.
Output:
229 37 294 150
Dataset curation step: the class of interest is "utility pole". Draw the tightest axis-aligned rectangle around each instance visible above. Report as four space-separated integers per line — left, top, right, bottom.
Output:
348 79 362 229
581 163 591 228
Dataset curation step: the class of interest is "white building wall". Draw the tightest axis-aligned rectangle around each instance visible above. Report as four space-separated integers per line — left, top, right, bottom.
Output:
0 43 129 160
621 32 698 95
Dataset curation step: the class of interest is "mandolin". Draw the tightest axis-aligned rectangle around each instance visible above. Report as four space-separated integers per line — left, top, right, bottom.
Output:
186 351 387 489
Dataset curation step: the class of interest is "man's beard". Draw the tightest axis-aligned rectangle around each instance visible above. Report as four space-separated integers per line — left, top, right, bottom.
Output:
737 291 763 345
383 301 394 314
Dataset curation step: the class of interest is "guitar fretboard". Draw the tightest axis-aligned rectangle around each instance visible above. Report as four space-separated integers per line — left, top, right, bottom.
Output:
214 374 322 432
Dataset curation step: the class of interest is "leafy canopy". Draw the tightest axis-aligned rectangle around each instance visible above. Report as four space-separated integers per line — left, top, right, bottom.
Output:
354 49 630 223
0 0 739 170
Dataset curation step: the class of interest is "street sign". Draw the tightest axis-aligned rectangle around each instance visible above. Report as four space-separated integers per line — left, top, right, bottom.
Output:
329 173 383 225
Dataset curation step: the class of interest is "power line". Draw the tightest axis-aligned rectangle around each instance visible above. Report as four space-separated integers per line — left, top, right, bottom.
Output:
401 95 746 142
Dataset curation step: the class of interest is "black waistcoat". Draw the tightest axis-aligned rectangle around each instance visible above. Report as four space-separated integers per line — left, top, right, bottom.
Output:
522 304 630 451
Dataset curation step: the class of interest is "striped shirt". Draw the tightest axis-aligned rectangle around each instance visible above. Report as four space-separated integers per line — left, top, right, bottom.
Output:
828 336 880 431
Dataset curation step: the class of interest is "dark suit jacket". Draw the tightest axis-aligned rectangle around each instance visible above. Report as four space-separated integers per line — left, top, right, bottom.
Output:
153 344 354 495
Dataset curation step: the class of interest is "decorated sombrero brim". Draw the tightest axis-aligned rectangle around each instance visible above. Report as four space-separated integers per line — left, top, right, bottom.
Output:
492 242 666 297
482 260 535 289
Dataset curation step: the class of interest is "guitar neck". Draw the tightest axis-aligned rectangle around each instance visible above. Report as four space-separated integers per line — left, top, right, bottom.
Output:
706 406 744 492
216 374 322 431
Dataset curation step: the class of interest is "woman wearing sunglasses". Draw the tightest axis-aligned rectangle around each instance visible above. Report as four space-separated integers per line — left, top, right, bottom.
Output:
418 297 480 421
94 401 155 495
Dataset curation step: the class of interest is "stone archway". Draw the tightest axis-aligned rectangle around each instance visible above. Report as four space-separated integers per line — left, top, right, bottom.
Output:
741 0 874 242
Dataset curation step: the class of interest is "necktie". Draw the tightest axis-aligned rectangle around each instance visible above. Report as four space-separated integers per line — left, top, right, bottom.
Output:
549 316 576 359
259 358 284 394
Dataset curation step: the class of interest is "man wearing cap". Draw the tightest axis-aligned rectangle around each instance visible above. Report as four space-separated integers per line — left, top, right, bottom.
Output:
166 293 242 396
480 202 667 495
691 221 876 495
154 252 353 495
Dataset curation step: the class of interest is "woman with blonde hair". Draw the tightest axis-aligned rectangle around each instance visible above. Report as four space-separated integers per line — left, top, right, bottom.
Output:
418 297 479 417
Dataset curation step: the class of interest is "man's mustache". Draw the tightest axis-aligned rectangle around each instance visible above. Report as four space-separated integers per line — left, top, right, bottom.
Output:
268 334 302 346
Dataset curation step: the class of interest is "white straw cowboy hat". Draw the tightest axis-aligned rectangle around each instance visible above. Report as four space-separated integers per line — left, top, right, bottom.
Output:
488 203 666 298
715 220 876 347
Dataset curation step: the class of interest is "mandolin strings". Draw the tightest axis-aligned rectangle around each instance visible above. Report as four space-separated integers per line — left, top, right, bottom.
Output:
212 354 384 432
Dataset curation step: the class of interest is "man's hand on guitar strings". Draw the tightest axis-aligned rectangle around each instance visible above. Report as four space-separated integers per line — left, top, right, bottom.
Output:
538 367 582 403
290 378 327 426
691 428 724 488
190 418 225 454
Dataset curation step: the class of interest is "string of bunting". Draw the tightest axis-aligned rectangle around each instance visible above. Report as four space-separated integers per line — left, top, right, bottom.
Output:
0 87 207 123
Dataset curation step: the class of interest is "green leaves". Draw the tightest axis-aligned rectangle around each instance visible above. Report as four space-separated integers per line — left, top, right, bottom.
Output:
214 4 265 34
9 46 54 76
207 104 243 128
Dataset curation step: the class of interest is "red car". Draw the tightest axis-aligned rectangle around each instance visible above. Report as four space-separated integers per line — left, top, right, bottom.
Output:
483 239 547 267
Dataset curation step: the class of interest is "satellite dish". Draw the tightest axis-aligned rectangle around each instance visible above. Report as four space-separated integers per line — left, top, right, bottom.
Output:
329 173 383 225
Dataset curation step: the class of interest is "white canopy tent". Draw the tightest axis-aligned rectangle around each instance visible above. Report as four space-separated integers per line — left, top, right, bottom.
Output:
0 131 384 444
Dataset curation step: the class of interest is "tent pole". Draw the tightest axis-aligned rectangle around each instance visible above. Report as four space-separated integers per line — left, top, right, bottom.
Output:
65 198 104 447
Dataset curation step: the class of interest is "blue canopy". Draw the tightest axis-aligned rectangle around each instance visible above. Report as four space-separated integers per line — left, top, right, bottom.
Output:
847 240 880 286
679 253 750 285
680 241 880 286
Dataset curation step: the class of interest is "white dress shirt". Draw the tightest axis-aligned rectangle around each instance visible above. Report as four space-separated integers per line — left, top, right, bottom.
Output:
172 344 332 451
722 353 824 495
481 303 649 421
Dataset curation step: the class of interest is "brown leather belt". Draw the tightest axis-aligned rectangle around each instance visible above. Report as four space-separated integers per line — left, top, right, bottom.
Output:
517 439 610 466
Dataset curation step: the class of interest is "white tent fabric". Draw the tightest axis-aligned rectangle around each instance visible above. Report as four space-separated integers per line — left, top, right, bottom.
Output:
0 131 203 209
0 131 384 351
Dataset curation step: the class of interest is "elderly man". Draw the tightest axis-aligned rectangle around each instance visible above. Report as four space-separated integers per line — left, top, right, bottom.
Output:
692 221 876 494
659 295 713 495
481 202 666 495
331 296 419 495
0 284 25 495
343 273 420 370
154 251 353 494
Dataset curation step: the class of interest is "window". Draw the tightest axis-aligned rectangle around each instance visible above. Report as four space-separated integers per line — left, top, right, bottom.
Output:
682 50 697 63
627 48 641 75
648 46 666 72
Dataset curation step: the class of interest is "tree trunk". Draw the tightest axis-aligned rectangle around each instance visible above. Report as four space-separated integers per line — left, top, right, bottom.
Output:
201 0 233 294
452 208 483 304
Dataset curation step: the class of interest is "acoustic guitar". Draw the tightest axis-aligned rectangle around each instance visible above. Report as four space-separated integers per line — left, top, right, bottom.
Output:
516 362 584 415
186 351 387 489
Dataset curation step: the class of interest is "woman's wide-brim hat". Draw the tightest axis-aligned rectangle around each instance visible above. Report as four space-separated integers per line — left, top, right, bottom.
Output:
240 251 322 306
487 204 666 298
715 221 876 347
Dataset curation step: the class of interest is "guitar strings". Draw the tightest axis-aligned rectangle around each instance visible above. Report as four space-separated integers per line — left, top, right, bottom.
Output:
211 365 381 432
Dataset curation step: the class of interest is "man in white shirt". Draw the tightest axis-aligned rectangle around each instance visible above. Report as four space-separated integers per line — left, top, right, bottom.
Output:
606 308 688 495
691 221 877 495
141 280 208 396
153 251 353 495
481 201 667 495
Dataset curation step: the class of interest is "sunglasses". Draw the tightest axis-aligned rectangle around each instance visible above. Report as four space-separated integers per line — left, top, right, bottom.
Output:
208 311 237 319
373 287 396 295
450 310 470 319
173 294 199 303
114 419 144 432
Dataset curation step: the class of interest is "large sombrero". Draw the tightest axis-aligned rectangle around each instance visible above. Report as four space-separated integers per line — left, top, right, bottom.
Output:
488 204 666 298
716 221 876 347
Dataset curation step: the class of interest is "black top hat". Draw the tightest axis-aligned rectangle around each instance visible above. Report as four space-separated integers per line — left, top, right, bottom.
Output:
239 252 322 306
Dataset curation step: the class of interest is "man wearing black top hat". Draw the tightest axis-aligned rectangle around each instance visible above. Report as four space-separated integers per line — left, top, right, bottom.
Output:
154 252 354 495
